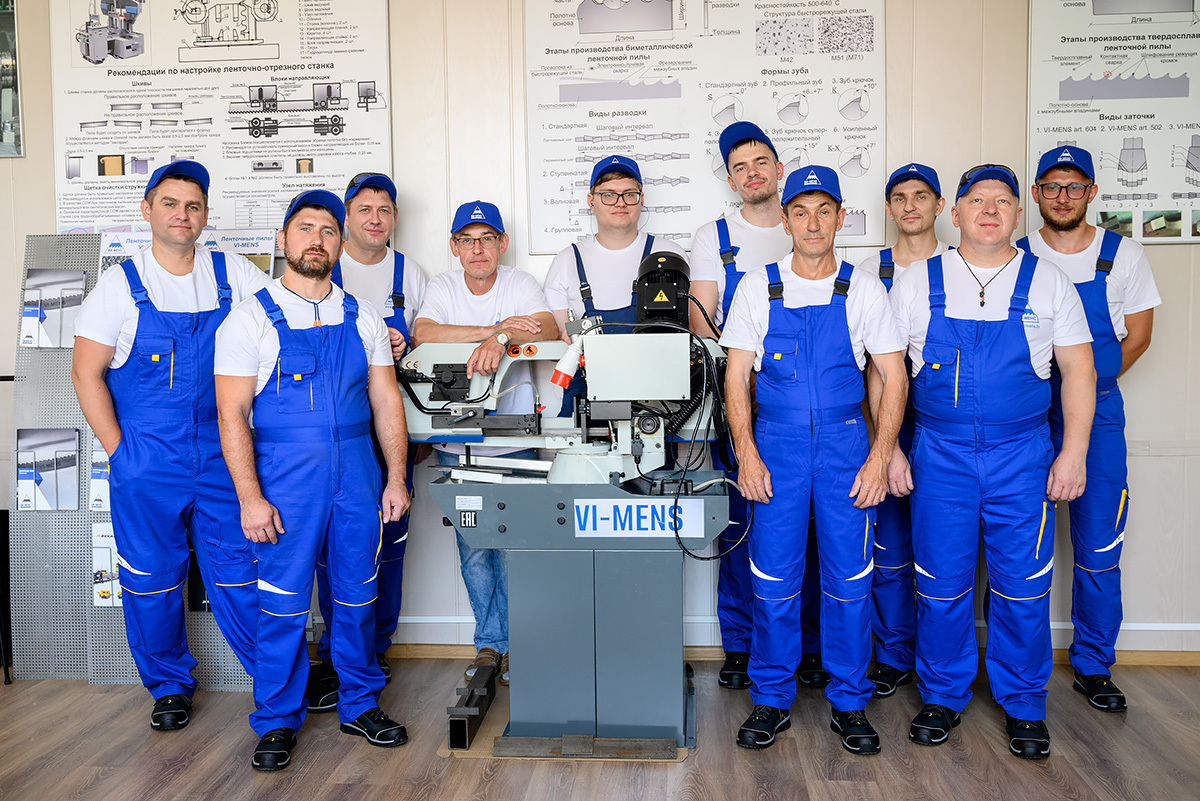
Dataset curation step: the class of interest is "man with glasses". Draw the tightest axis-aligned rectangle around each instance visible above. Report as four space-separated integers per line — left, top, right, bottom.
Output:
305 172 430 713
544 154 688 415
410 201 559 686
888 164 1095 759
1017 146 1160 714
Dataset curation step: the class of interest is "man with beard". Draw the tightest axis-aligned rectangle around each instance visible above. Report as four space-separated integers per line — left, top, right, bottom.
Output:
72 160 268 732
855 163 951 699
215 190 411 771
1017 145 1159 713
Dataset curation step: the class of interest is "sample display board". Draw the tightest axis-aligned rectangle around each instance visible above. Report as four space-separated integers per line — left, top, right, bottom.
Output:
524 0 886 253
1028 0 1200 244
50 0 391 231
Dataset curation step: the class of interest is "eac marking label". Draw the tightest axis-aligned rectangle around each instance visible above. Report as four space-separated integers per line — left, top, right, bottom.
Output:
573 498 704 538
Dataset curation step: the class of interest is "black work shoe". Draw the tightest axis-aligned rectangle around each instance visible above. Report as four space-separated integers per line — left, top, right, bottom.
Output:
305 659 339 713
908 704 961 746
736 704 791 749
150 694 192 731
868 663 914 698
1073 672 1127 712
796 653 831 689
377 653 393 683
830 708 881 756
718 651 751 689
252 728 297 772
340 707 408 747
1005 714 1050 760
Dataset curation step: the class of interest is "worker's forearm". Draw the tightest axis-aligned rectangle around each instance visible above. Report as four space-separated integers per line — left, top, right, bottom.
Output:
72 372 122 454
218 412 265 504
1057 366 1096 459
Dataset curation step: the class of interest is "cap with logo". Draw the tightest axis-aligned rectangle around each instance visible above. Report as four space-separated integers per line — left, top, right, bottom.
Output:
718 121 778 170
884 162 941 199
144 160 210 197
344 172 397 204
589 154 642 188
955 164 1020 200
1035 145 1095 182
450 200 505 234
283 189 346 232
781 165 843 206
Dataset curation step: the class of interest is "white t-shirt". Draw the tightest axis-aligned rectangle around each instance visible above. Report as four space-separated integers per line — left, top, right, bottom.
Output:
543 232 689 318
690 212 793 327
214 278 392 395
857 241 952 283
416 264 553 456
336 247 429 333
719 253 905 371
1023 228 1160 341
74 245 271 369
888 248 1092 379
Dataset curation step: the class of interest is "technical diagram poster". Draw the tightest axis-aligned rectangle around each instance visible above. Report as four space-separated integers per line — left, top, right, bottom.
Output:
525 0 886 253
15 428 81 512
50 1 392 230
19 269 87 348
1027 1 1200 244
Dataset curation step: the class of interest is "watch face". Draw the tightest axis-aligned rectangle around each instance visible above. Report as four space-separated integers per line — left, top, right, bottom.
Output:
496 332 509 346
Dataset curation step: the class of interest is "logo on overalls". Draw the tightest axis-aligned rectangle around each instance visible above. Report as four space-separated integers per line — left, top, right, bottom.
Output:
470 206 485 220
804 171 820 186
1057 149 1074 163
1022 305 1040 329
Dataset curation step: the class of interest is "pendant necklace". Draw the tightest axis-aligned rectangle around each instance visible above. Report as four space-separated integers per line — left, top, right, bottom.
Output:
964 249 1018 307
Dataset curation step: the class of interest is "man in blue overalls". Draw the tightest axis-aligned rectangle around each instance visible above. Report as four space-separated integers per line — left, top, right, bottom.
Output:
689 122 825 691
72 160 268 732
721 166 908 754
857 163 952 699
1019 146 1159 713
889 164 1095 759
306 172 430 711
215 191 412 771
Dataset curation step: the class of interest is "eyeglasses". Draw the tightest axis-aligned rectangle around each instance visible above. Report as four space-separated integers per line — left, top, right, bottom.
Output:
594 191 642 206
347 171 387 191
957 163 1019 196
453 233 503 250
1036 181 1093 200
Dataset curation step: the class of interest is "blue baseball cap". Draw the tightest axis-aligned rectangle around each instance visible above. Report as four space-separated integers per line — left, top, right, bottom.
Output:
1036 145 1095 181
955 163 1020 200
450 200 505 234
283 190 346 232
719 121 778 169
885 163 941 199
144 159 209 197
344 171 397 204
781 165 842 206
590 154 641 188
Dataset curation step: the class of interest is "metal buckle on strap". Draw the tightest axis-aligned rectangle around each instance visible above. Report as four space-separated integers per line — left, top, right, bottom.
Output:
833 277 851 297
767 281 784 301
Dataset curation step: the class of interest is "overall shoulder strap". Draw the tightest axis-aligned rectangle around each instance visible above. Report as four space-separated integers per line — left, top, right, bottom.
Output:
391 250 406 309
927 254 946 313
765 262 784 305
210 251 232 309
121 259 151 307
572 244 597 316
1009 251 1038 317
1096 228 1121 275
877 247 894 290
641 233 655 261
254 288 288 330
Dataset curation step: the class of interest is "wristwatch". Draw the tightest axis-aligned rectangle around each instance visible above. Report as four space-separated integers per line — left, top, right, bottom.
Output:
494 331 510 347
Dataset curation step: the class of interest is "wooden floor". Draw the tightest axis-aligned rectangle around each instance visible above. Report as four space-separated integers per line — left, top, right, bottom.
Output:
1 660 1198 801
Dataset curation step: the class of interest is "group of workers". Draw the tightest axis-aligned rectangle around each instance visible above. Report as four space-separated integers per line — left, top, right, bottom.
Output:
68 117 1157 771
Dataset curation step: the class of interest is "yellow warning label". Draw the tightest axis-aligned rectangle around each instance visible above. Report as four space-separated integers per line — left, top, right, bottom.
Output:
653 290 669 302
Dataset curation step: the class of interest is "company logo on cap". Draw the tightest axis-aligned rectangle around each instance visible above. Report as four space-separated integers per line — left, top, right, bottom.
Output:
804 170 821 186
1057 149 1075 162
470 206 485 220
908 164 919 172
611 157 620 164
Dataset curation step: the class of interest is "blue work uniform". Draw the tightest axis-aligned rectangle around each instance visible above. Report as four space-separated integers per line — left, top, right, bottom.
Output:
247 288 385 736
747 260 875 712
1019 231 1127 676
909 253 1056 721
316 253 415 657
106 254 257 699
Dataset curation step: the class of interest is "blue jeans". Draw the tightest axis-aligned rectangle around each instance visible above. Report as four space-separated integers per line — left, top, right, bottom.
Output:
437 449 535 653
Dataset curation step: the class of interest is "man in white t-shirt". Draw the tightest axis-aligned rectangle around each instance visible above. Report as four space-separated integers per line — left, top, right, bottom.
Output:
543 154 688 415
720 166 908 755
889 164 1095 760
72 160 269 734
411 200 558 687
857 163 952 700
305 172 431 711
215 191 411 770
1018 145 1160 713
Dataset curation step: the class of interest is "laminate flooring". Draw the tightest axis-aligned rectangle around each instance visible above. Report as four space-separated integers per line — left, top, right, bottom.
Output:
1 660 1197 801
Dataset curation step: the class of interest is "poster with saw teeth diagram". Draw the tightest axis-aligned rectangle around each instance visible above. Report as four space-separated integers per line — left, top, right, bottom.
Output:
525 0 887 254
1028 0 1200 244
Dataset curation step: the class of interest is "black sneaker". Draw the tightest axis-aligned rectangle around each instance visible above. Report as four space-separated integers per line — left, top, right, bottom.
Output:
908 703 961 746
252 727 297 772
340 707 408 747
377 653 393 683
796 653 831 689
150 694 192 731
305 659 339 713
868 663 914 698
830 708 881 755
718 651 751 689
1005 714 1050 760
1073 672 1127 712
736 704 791 749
